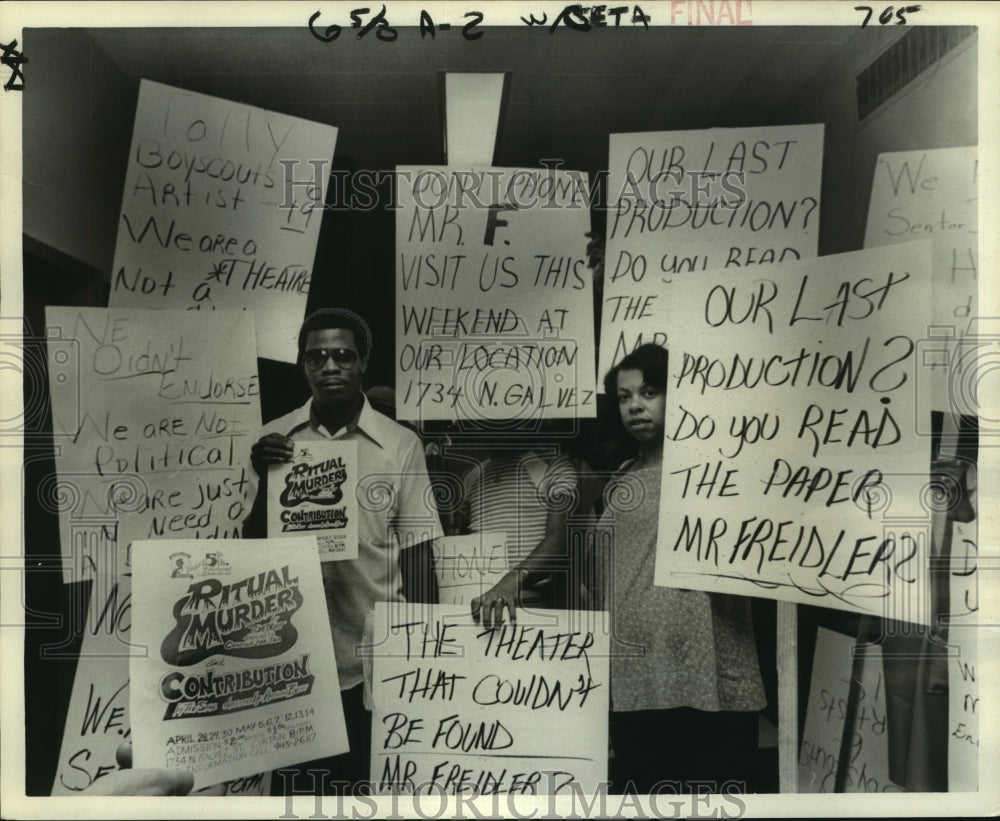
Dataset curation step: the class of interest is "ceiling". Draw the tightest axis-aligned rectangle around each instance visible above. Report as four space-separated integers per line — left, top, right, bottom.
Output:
85 25 876 177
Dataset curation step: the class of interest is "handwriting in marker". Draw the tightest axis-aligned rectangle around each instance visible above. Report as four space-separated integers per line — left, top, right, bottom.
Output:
1 39 27 90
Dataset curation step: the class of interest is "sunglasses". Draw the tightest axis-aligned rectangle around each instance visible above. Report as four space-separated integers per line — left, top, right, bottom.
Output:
303 347 359 369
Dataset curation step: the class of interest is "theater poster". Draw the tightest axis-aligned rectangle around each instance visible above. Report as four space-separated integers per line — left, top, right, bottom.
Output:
268 441 359 561
128 536 348 788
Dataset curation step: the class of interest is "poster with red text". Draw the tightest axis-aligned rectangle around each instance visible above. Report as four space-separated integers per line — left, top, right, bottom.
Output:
128 537 348 788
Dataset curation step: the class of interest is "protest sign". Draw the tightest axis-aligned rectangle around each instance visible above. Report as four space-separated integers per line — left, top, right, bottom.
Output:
51 578 133 795
653 242 933 624
395 166 595 422
45 307 260 583
433 534 509 606
600 124 823 380
798 627 901 793
109 80 338 362
268 441 359 561
863 147 978 413
129 536 347 789
52 577 270 796
369 603 608 795
948 508 979 791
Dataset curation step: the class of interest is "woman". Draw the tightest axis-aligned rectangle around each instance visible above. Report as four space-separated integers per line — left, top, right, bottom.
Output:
598 344 765 794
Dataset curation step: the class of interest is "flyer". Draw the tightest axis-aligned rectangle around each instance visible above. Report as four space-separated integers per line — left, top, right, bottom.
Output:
51 574 272 797
268 441 359 561
128 537 348 788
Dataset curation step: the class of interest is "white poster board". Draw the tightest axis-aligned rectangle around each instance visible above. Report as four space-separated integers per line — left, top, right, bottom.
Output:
268 441 359 561
432 533 509 606
109 80 338 362
45 307 261 583
369 603 608 795
129 537 347 788
948 487 979 791
654 242 933 624
51 577 270 796
395 166 596 422
599 124 823 378
863 147 978 413
798 627 902 793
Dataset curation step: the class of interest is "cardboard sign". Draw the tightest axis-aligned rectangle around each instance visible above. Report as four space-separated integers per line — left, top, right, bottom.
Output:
863 147 978 413
948 510 979 791
369 603 609 795
51 579 133 795
129 537 348 788
109 80 338 362
798 627 902 793
395 166 596 422
51 577 270 796
599 124 823 379
45 307 261 583
268 441 359 561
433 533 509 606
653 243 933 624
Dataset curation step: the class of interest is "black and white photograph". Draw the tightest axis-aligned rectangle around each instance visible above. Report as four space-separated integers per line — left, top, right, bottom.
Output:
0 1 996 817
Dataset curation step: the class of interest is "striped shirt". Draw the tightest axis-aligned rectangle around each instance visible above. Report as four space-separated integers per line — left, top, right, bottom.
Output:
463 452 578 564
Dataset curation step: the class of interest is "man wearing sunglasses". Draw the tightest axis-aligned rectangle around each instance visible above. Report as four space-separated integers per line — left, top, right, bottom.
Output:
244 307 442 794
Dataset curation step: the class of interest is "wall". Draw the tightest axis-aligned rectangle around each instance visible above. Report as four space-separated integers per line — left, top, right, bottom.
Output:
23 29 135 277
778 29 977 256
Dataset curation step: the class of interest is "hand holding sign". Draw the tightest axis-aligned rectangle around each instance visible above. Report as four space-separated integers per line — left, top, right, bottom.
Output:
251 432 295 475
267 441 360 561
85 744 194 797
471 569 525 628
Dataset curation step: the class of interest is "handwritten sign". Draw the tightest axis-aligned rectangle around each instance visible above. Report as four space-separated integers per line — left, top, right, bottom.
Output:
863 147 977 413
433 533 509 606
45 307 260 583
268 441 359 561
395 166 596 422
109 80 338 362
654 242 933 623
129 537 347 788
369 603 608 795
798 627 901 793
599 124 823 379
948 511 979 790
52 577 270 796
51 579 133 795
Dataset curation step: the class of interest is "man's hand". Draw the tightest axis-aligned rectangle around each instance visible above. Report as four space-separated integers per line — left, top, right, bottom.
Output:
471 569 526 629
251 433 294 476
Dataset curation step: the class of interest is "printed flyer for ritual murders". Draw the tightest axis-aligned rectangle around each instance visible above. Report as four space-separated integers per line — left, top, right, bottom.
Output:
128 536 349 788
268 441 360 561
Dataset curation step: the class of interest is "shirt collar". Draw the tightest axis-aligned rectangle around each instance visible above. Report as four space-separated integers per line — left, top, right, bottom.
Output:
309 394 388 449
